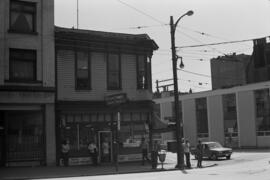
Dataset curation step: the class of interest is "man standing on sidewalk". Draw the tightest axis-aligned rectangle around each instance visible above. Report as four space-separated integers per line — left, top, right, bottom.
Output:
140 137 150 165
151 140 160 169
183 140 191 169
196 140 203 168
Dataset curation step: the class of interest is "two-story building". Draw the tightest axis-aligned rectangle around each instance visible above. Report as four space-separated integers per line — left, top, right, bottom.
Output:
55 27 158 165
0 0 55 166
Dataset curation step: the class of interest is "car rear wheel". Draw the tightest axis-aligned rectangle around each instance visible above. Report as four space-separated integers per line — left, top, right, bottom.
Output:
226 155 231 160
211 154 218 160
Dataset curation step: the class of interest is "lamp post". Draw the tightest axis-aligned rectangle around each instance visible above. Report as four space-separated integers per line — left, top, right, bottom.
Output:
170 10 193 169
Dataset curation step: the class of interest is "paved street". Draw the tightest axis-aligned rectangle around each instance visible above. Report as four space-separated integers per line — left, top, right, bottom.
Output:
1 150 270 180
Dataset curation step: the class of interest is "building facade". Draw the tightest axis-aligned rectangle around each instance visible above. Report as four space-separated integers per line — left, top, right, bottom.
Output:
0 0 55 166
55 27 158 165
211 38 270 90
211 53 251 90
154 81 270 148
247 38 270 84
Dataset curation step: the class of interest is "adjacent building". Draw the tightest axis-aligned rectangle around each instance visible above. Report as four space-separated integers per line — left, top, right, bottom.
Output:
55 27 158 165
154 81 270 149
211 38 270 90
211 53 251 90
0 0 55 166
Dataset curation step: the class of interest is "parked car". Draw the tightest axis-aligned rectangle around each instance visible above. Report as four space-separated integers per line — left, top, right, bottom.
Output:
191 141 232 160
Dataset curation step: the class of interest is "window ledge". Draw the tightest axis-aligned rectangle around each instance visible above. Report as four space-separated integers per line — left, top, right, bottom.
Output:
8 29 38 35
5 79 42 85
75 89 92 91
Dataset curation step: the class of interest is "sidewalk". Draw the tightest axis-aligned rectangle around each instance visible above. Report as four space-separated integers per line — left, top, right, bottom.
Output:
0 162 171 180
0 152 217 180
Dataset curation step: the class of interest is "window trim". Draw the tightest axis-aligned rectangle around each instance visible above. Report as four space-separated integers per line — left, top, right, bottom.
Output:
9 0 37 34
136 54 148 90
9 48 37 82
75 50 91 90
106 53 122 90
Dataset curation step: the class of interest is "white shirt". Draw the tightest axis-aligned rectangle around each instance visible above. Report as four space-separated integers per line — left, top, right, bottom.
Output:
88 143 97 153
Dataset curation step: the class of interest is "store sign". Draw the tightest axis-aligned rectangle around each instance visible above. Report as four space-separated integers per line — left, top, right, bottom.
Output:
68 157 91 166
105 93 127 106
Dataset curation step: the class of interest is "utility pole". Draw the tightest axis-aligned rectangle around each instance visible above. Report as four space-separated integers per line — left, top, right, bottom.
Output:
169 11 193 169
170 16 184 169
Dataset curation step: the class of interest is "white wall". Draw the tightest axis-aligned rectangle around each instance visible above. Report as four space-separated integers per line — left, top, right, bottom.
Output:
182 99 197 146
236 91 256 147
207 95 224 144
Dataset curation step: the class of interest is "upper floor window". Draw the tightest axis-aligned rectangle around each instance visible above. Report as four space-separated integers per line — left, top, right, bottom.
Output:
9 48 36 82
107 54 121 90
137 55 148 89
9 0 36 33
76 51 91 90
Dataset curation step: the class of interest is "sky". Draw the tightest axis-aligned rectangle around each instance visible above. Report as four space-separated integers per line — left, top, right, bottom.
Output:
54 0 270 93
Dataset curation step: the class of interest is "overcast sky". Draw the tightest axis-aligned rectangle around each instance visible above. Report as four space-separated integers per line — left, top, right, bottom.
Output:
55 0 270 93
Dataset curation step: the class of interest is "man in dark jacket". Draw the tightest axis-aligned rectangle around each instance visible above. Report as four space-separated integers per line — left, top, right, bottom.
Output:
196 140 203 168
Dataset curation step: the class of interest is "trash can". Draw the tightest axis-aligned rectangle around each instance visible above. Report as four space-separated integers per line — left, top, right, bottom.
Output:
158 150 167 169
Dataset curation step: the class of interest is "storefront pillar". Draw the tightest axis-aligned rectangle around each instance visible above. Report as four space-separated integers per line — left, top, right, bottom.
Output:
45 104 56 166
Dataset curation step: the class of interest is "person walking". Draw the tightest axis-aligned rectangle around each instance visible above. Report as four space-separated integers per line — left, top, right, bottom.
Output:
140 137 150 165
196 140 203 168
183 140 191 169
151 140 160 169
61 139 70 166
88 141 98 165
102 138 110 163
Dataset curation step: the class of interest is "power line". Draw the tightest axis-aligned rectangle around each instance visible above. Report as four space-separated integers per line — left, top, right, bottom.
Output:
116 0 164 24
177 36 269 49
116 0 227 56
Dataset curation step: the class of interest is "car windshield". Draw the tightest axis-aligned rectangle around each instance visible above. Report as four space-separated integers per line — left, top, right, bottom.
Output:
208 142 222 149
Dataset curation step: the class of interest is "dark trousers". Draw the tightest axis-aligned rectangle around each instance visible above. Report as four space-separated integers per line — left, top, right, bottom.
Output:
142 149 149 165
62 152 69 166
90 152 98 165
151 151 158 169
185 152 191 168
197 154 202 168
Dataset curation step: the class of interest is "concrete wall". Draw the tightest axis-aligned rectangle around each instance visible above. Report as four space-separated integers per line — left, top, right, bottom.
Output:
0 0 54 87
207 95 224 144
57 50 152 101
182 99 197 146
236 91 257 147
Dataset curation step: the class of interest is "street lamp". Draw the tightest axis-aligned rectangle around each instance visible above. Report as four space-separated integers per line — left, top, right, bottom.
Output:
170 10 193 169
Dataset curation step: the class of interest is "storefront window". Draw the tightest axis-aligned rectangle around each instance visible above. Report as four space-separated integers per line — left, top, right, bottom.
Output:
195 98 209 138
223 94 238 136
118 112 150 154
255 89 270 136
6 111 44 163
222 93 238 147
59 111 150 160
60 113 96 157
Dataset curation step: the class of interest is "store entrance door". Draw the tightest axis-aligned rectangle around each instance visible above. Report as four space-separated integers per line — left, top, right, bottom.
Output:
98 131 112 163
